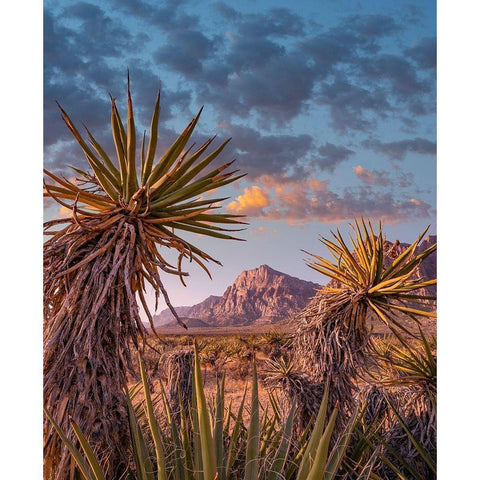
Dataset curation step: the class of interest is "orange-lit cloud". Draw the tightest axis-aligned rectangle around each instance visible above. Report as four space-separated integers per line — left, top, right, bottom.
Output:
236 174 433 225
248 225 269 237
353 165 392 186
227 185 270 216
59 205 71 218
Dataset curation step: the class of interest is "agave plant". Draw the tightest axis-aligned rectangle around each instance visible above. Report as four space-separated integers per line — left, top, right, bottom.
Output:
293 219 436 421
43 76 245 479
45 345 360 480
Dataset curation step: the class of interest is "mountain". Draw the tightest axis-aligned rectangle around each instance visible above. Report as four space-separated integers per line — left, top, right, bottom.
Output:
153 235 436 329
162 318 211 329
153 264 320 327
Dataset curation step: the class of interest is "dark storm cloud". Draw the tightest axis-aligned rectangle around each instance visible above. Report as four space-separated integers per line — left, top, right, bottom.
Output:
363 137 437 160
404 37 437 70
316 143 355 172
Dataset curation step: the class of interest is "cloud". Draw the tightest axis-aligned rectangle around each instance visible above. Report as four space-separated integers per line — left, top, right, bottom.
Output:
358 53 429 98
363 137 436 160
248 225 269 237
301 30 358 73
154 30 217 75
59 206 72 218
63 2 137 55
226 36 285 70
234 175 433 225
237 8 305 38
342 14 402 37
317 143 355 172
214 2 241 21
353 166 392 186
197 50 317 125
397 171 414 188
219 124 314 180
46 3 434 140
109 0 198 31
227 186 270 216
404 37 436 70
318 75 392 132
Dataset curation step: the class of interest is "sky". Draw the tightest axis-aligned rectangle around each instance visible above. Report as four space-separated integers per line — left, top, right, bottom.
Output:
44 0 437 309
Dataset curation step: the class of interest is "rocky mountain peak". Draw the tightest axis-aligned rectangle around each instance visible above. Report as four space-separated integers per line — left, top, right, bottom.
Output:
154 265 320 327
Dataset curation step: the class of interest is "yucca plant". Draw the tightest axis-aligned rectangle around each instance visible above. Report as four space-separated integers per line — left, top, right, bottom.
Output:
371 331 436 392
45 344 360 480
293 219 436 420
43 76 246 479
263 356 324 430
259 330 291 359
365 331 436 479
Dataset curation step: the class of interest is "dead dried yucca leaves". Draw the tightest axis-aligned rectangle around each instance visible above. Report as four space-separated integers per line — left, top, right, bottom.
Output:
43 76 245 479
293 219 436 421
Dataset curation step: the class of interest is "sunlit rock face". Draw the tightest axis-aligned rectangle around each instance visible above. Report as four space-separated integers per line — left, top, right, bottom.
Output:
154 264 320 327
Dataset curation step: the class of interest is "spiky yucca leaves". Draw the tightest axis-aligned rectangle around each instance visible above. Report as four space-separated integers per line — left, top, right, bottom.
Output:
366 332 436 479
371 331 436 392
259 330 291 359
293 220 436 422
43 78 245 479
263 356 324 430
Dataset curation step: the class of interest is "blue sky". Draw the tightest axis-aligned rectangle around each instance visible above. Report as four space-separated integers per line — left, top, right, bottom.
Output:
44 0 436 308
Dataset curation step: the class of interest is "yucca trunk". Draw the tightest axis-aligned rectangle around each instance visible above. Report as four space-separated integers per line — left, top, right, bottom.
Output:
164 348 194 423
44 218 146 478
